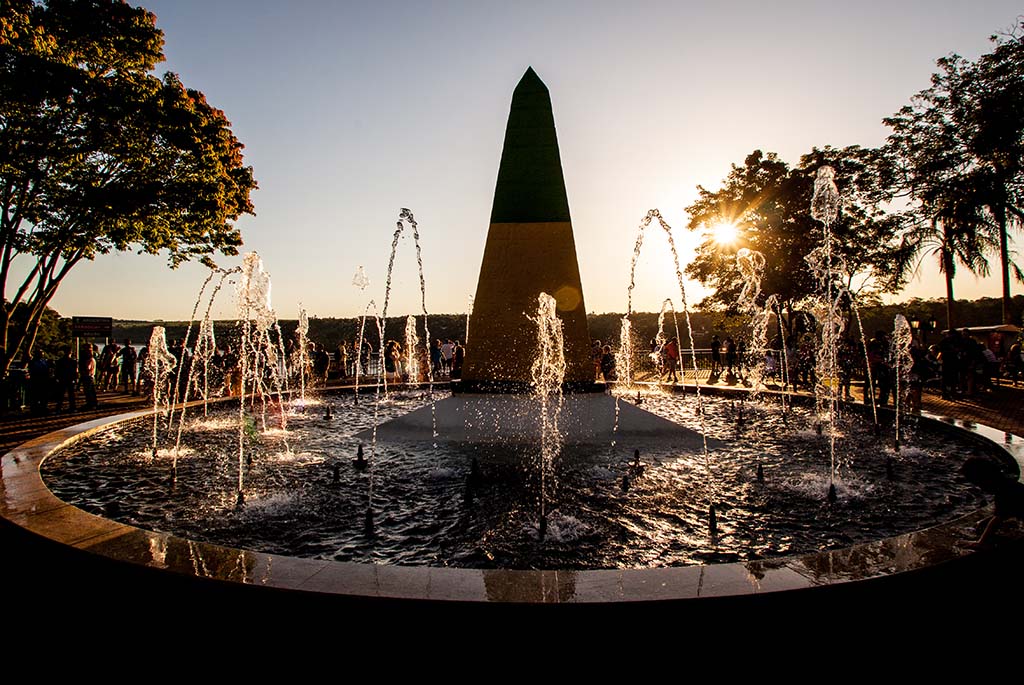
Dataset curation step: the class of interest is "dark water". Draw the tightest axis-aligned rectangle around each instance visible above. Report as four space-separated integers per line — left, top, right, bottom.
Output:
41 391 998 569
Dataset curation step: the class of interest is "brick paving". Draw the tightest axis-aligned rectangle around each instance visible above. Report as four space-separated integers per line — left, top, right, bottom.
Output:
0 389 150 454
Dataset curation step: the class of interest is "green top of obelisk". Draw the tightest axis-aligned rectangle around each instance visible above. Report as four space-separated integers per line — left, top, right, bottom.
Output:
489 67 571 224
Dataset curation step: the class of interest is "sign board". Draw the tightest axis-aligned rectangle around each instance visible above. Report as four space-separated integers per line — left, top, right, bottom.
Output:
71 316 113 338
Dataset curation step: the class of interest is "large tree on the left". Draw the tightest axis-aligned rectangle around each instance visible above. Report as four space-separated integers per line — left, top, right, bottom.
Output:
0 0 256 373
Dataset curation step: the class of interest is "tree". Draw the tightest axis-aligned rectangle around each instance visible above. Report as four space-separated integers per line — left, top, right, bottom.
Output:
882 52 1004 330
883 23 1024 327
683 147 907 336
969 22 1024 324
0 0 256 372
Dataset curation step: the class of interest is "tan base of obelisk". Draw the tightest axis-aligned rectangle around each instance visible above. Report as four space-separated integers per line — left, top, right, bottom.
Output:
459 220 594 391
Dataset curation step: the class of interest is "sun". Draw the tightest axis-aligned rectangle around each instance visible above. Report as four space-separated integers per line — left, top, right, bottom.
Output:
709 221 740 246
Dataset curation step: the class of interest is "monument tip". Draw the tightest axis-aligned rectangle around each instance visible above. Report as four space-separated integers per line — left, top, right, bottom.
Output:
516 66 547 93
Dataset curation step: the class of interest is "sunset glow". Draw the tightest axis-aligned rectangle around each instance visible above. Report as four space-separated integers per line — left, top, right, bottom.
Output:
709 221 740 246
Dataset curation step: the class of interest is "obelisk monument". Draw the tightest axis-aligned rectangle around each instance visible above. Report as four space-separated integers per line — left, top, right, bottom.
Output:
459 67 593 391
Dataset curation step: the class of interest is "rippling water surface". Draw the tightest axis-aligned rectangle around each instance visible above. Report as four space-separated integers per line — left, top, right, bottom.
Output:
42 391 996 569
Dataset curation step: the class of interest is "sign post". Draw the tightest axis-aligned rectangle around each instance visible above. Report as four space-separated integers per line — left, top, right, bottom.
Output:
72 317 113 356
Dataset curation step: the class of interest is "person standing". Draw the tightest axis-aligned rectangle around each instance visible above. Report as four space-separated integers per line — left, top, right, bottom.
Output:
725 337 737 375
664 337 680 383
710 335 722 374
79 344 98 410
119 339 138 394
452 340 465 379
27 349 51 416
54 347 78 413
431 339 442 380
98 342 117 391
313 343 331 386
441 339 454 376
339 339 352 378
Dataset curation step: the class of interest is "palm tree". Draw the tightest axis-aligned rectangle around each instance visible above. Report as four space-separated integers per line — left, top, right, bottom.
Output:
898 181 998 329
883 55 1002 329
967 25 1024 323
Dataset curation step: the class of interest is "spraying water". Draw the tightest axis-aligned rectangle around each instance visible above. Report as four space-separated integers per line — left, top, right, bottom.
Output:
146 326 177 462
296 306 310 404
808 166 843 494
167 270 215 431
615 316 634 388
171 267 239 471
851 302 878 427
404 315 419 382
735 248 773 400
530 292 567 538
351 266 372 397
366 208 437 528
892 314 913 452
655 298 685 383
625 209 715 524
352 266 370 291
236 252 279 505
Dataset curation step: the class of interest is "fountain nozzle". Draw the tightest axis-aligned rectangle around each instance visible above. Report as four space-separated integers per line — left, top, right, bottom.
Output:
332 463 341 484
539 514 547 541
236 490 245 507
827 483 838 504
354 444 368 470
756 462 765 483
325 405 333 420
708 504 718 535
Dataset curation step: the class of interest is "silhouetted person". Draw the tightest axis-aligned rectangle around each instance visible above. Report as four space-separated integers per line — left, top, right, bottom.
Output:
600 345 616 382
664 337 680 382
710 335 722 374
54 347 77 413
27 349 50 415
452 341 465 379
79 344 98 410
119 339 138 394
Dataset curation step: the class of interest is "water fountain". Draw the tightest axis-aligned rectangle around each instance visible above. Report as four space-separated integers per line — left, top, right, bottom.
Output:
1 69 1020 607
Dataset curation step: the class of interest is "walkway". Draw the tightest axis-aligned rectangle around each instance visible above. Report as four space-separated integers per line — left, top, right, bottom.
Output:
633 368 1024 437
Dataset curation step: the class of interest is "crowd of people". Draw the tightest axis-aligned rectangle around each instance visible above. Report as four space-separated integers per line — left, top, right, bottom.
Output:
10 333 476 416
8 325 1021 416
588 327 1023 409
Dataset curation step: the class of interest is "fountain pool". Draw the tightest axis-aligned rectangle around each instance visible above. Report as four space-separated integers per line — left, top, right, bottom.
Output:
3 386 1021 605
35 388 1015 572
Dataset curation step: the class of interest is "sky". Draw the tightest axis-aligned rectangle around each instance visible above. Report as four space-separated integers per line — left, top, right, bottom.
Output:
32 0 1024 321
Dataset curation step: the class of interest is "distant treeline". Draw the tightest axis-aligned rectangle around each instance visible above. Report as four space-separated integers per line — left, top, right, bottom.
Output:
106 295 1023 351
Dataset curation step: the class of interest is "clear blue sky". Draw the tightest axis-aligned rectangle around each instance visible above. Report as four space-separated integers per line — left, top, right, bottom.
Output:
41 0 1024 321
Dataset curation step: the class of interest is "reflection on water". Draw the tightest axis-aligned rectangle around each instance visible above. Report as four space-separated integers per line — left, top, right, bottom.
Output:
42 391 997 570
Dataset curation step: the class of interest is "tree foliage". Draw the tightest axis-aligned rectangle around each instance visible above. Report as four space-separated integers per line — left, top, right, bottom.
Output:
683 146 908 322
0 0 256 371
883 20 1024 326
